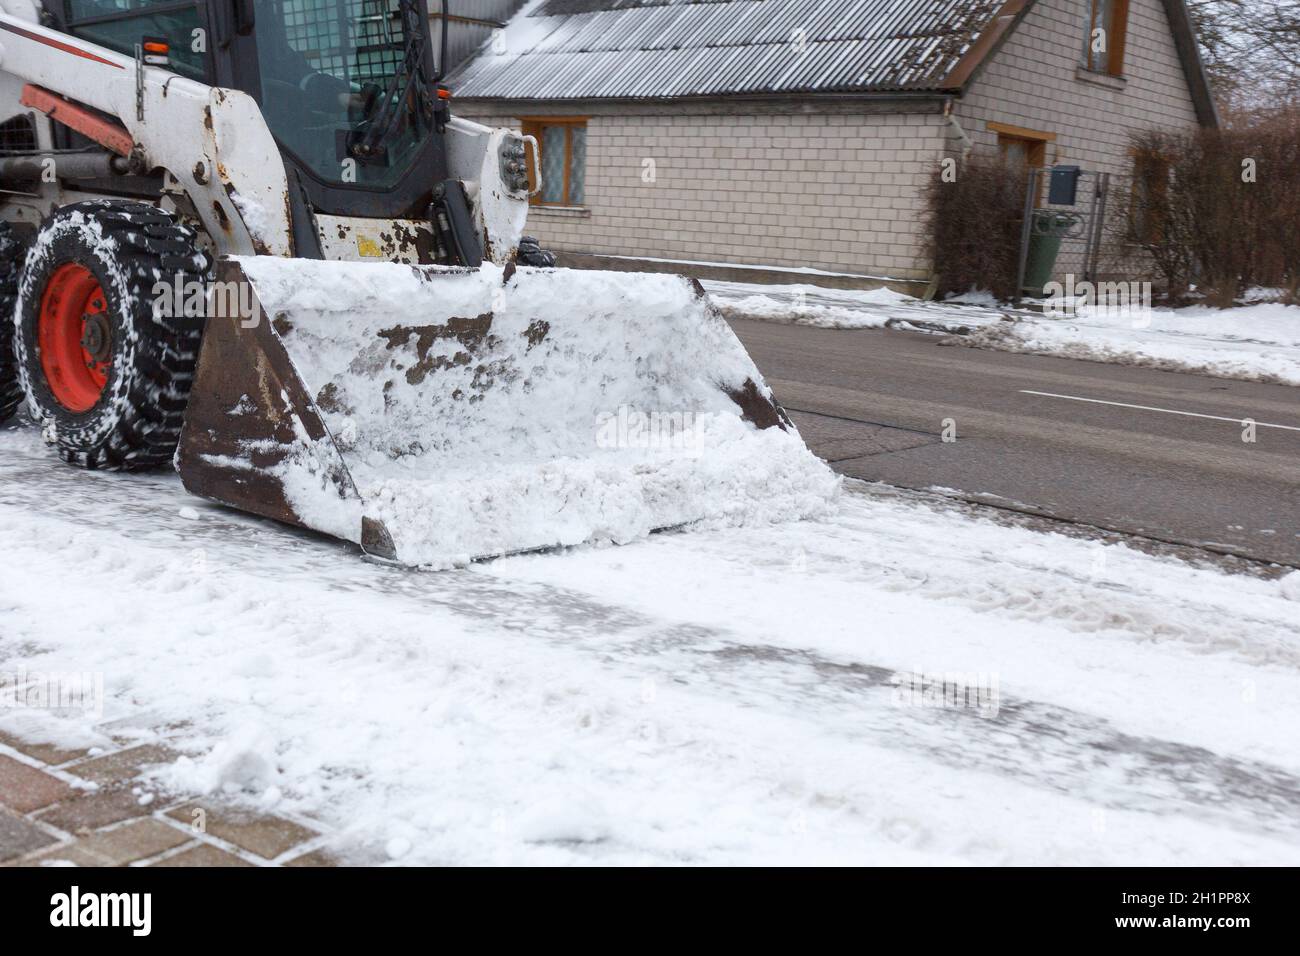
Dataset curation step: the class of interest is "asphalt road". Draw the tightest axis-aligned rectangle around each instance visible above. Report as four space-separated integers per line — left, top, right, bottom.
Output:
729 320 1300 567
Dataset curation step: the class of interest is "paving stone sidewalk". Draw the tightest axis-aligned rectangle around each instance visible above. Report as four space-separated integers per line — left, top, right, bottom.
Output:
0 729 337 867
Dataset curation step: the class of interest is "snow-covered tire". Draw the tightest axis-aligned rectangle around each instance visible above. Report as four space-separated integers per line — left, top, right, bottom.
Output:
14 200 208 469
0 221 29 424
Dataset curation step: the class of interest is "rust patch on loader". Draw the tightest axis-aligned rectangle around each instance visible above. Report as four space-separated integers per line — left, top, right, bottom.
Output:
726 378 790 431
523 319 549 349
211 200 230 231
378 315 494 385
391 222 437 265
314 381 351 416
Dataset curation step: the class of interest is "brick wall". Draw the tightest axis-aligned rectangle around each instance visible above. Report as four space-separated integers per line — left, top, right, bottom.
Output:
459 103 950 281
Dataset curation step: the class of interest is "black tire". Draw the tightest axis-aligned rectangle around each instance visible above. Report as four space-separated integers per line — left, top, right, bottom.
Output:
0 221 29 424
14 200 208 470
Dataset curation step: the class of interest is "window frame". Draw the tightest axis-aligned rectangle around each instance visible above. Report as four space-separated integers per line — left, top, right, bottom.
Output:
520 116 588 208
989 121 1054 169
996 132 1048 170
1083 0 1130 77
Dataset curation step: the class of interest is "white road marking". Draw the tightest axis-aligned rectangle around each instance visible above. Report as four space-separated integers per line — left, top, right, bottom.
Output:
1018 390 1300 433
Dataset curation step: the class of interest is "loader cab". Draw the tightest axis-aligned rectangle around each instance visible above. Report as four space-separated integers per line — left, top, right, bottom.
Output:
47 0 450 220
215 0 450 219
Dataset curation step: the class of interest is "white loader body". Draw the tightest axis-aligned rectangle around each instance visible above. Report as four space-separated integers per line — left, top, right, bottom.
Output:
0 1 526 262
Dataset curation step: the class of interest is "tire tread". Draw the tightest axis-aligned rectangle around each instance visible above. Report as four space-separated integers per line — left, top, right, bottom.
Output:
0 222 28 422
21 200 209 469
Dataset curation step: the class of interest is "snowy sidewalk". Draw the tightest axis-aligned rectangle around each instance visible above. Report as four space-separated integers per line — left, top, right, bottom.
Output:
705 281 1300 387
0 731 333 867
2 424 1299 865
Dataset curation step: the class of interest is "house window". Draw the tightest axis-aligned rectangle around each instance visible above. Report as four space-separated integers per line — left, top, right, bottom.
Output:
65 0 209 81
521 118 587 207
1083 0 1130 76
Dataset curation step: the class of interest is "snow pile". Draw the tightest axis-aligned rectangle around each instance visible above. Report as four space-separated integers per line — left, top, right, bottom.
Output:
706 281 910 328
969 301 1300 386
704 280 1008 333
237 258 837 566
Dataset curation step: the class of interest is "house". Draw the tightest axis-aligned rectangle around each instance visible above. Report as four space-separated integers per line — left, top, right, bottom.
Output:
441 0 1216 291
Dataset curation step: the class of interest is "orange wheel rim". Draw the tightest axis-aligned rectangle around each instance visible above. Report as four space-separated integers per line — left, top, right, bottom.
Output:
37 262 111 413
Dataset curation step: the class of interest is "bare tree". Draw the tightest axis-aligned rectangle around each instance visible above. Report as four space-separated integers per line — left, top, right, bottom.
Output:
1126 115 1300 305
1187 0 1300 111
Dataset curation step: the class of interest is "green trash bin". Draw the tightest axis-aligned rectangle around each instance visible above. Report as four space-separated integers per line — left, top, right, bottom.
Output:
1021 210 1082 296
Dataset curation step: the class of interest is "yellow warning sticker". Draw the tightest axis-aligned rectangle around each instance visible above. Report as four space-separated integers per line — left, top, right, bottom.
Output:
356 236 383 258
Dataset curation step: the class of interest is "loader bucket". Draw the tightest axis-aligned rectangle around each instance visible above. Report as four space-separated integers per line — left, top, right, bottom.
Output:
176 257 836 566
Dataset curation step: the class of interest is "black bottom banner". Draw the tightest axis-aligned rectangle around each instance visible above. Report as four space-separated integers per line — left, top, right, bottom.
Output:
0 866 1288 943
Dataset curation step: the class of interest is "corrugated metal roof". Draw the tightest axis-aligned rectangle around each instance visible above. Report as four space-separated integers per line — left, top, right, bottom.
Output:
445 0 1006 100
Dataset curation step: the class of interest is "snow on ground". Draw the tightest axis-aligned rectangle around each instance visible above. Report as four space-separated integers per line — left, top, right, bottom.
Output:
707 281 1300 386
965 300 1300 386
705 280 916 329
1 423 1299 865
704 280 1006 333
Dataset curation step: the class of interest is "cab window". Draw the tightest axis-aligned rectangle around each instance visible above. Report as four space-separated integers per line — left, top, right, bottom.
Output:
65 0 210 81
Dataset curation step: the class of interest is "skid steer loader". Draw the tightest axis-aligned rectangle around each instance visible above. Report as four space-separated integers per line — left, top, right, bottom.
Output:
0 0 833 566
